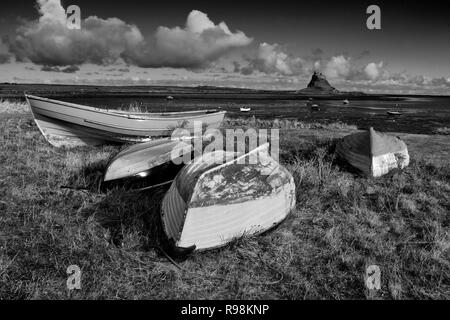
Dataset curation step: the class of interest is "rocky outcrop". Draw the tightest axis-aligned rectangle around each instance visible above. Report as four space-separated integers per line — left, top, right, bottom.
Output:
300 71 340 94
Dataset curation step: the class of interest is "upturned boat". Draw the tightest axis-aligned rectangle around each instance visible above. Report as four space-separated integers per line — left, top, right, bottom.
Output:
160 143 296 252
336 127 410 177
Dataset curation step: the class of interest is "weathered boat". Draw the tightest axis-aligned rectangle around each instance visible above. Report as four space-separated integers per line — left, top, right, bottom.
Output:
102 137 198 190
336 127 410 177
25 94 226 148
161 143 296 252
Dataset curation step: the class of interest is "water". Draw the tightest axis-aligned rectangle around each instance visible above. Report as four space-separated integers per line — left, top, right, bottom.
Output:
63 96 450 134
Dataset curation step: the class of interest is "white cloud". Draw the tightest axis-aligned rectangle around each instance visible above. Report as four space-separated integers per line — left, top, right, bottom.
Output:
10 2 251 69
364 62 384 80
323 55 352 79
11 0 143 66
122 10 253 68
240 43 305 76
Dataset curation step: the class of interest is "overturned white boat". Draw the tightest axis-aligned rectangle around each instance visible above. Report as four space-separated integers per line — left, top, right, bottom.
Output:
102 137 196 190
161 143 296 251
336 127 410 177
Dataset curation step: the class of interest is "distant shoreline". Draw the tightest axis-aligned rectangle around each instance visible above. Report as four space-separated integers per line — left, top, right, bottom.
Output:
1 83 450 100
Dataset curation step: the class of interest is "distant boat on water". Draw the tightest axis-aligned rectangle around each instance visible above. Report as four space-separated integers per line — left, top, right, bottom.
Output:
387 104 403 116
310 104 320 111
387 111 402 116
25 94 226 148
166 96 174 100
343 99 350 105
240 107 252 112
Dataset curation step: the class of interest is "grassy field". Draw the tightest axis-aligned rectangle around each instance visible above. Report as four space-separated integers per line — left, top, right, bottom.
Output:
0 100 449 299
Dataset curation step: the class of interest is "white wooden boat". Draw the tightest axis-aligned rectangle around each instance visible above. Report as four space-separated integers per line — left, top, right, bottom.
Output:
25 94 226 148
102 137 197 190
336 127 410 177
161 143 296 252
240 107 251 112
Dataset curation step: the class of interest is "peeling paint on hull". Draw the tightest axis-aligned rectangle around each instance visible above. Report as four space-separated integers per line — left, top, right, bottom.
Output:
161 143 296 251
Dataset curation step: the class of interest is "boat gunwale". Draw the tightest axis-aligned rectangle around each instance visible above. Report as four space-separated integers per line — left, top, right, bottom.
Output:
25 94 226 121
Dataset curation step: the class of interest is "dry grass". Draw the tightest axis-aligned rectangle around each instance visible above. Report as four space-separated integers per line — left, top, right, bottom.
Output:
223 116 358 131
0 99 29 114
0 100 449 299
434 127 450 135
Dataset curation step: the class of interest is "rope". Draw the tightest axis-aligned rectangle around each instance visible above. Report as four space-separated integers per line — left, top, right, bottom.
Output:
130 180 174 192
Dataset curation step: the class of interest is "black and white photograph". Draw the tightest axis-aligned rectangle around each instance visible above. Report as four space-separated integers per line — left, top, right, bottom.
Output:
0 0 449 305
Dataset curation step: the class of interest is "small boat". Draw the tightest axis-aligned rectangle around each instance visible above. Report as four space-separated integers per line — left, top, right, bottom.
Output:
240 107 251 112
310 104 320 111
166 96 174 100
161 143 296 252
343 99 350 105
25 94 226 148
387 111 402 116
336 127 409 177
102 137 198 190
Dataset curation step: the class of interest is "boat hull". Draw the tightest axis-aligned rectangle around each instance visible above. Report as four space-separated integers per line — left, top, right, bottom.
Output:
161 144 296 251
336 127 410 177
101 138 198 190
26 95 226 148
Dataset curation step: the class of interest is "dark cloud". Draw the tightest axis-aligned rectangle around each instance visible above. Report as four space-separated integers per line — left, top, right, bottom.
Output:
41 65 80 73
61 65 80 73
232 61 240 72
41 65 61 72
431 77 450 87
0 38 12 63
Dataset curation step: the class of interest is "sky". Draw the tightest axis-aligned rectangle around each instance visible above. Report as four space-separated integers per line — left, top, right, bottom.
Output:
0 0 449 94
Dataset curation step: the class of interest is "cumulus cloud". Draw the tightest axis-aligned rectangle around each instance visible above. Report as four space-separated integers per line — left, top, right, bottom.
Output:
10 0 143 66
323 55 353 79
320 55 388 82
364 61 384 80
239 43 305 76
9 1 250 69
122 10 252 68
